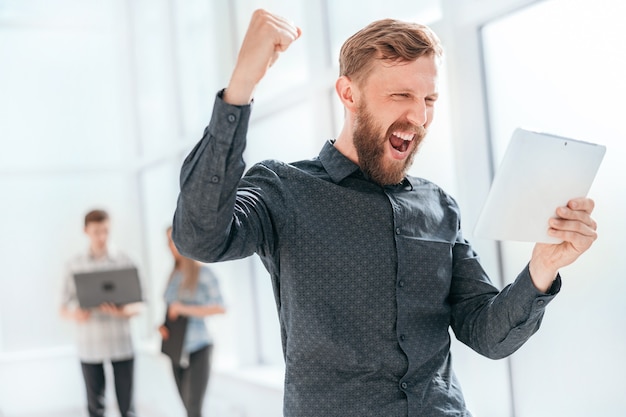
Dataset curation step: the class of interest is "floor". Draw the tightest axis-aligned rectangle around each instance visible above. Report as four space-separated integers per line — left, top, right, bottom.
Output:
1 354 232 417
1 348 282 417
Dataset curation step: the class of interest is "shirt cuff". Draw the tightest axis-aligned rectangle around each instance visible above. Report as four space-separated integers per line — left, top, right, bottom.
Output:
206 89 253 145
545 274 562 295
515 263 561 311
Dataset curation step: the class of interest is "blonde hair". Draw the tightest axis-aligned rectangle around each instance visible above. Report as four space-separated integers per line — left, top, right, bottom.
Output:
170 256 200 292
339 19 443 86
167 226 200 292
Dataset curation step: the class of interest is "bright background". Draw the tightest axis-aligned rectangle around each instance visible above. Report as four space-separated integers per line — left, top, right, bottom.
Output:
0 0 624 416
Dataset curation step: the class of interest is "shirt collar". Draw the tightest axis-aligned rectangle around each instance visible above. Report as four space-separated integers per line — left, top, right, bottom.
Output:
86 246 119 262
318 140 414 190
318 140 360 183
88 252 111 263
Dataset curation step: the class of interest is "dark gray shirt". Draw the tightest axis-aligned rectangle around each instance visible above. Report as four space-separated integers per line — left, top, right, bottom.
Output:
173 92 560 417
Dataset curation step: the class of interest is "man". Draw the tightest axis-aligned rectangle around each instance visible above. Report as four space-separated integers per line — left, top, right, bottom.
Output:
172 9 598 417
60 209 142 417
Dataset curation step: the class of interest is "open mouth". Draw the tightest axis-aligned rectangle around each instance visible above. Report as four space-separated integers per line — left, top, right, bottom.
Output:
389 131 415 153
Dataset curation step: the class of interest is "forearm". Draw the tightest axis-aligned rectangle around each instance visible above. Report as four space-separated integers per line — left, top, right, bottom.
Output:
59 305 78 320
179 304 226 318
451 264 559 359
528 248 561 293
60 305 90 322
98 302 143 318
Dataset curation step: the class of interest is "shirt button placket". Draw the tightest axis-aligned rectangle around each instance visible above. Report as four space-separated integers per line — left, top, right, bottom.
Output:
391 193 409 397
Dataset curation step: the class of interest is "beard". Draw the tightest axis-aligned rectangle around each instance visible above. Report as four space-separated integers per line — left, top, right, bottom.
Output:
352 102 427 185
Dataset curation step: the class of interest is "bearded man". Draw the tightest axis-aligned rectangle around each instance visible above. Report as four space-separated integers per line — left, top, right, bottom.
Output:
172 9 598 417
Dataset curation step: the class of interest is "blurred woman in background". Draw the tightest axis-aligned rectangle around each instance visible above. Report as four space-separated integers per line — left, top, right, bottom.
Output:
160 226 226 417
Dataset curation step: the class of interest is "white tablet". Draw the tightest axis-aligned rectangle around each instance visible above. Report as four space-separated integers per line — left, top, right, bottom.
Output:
473 128 606 243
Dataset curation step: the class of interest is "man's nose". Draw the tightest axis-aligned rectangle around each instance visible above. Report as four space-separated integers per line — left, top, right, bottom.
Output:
406 101 427 127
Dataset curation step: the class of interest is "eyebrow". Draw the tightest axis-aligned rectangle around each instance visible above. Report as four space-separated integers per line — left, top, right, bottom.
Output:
389 88 439 99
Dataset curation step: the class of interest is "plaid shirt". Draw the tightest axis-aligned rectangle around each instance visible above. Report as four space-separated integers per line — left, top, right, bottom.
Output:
61 247 136 363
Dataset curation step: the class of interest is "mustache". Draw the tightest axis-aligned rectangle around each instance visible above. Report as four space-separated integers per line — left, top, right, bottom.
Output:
385 121 427 141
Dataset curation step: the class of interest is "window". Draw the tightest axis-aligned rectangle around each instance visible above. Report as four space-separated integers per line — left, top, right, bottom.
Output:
482 1 626 415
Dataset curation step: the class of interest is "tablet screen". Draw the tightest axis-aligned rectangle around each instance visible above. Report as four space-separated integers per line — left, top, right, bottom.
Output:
473 128 606 243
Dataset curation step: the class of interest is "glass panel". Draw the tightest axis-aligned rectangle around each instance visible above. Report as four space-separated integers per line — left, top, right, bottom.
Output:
128 0 180 157
0 0 111 23
482 1 626 416
0 17 135 171
171 0 224 140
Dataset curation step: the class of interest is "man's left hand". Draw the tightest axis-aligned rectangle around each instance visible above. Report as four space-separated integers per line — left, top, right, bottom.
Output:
529 197 598 292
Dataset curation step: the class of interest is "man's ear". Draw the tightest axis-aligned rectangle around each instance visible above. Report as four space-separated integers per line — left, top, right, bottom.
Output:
335 76 358 113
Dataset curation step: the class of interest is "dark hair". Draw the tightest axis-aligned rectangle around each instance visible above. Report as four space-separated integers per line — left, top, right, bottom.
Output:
84 209 109 227
339 18 444 86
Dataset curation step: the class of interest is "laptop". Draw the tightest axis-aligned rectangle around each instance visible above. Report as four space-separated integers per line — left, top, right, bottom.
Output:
73 267 143 308
474 128 606 243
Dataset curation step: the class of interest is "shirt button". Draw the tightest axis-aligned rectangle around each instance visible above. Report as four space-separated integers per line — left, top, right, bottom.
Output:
537 300 545 306
211 175 220 183
395 228 401 235
399 334 406 341
227 114 236 123
400 382 408 390
398 280 405 288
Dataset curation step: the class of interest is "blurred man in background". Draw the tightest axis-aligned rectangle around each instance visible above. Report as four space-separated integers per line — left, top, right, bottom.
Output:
60 209 142 417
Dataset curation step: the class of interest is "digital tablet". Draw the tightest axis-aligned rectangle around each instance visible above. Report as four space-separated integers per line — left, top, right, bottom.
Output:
473 128 606 243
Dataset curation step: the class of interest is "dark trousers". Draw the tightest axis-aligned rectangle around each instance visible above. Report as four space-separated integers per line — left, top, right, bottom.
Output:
171 345 212 417
80 358 136 417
